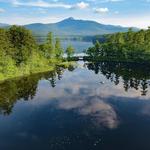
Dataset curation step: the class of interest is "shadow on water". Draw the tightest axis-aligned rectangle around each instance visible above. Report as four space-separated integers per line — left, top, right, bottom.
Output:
0 65 76 115
85 61 150 96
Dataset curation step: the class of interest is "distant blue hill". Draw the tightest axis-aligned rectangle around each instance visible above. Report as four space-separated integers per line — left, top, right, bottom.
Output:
0 23 9 27
24 17 138 36
0 17 138 36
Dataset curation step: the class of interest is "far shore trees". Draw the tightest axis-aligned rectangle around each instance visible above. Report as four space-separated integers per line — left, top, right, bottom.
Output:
86 28 150 62
66 45 75 58
55 38 64 58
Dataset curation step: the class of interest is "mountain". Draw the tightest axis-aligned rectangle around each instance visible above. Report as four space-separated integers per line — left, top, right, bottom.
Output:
0 23 9 27
24 17 138 36
0 18 138 36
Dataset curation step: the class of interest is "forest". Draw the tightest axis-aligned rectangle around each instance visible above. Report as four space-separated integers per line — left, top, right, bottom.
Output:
86 28 150 62
0 26 75 81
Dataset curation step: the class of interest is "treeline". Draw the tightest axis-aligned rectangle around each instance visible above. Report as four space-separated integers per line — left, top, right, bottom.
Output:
0 26 75 81
86 28 150 62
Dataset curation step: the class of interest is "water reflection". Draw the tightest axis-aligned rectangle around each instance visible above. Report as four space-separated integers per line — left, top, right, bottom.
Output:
1 61 150 116
0 65 76 115
0 75 38 115
86 62 150 96
1 61 150 149
54 96 119 129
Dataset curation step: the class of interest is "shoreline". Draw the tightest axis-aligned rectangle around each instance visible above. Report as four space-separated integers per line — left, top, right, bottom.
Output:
0 61 75 83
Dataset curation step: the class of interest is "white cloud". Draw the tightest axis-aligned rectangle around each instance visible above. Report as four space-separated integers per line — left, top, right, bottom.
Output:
94 7 109 13
0 0 89 10
74 2 89 9
13 0 72 9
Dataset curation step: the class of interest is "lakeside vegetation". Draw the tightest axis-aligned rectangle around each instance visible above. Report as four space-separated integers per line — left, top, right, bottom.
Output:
86 28 150 62
0 65 77 115
0 26 75 81
1 25 150 82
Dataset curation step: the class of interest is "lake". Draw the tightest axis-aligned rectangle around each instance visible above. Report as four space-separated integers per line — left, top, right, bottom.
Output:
1 61 150 150
36 37 93 53
61 40 93 53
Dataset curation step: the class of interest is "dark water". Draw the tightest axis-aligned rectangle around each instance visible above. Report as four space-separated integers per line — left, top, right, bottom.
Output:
1 61 150 150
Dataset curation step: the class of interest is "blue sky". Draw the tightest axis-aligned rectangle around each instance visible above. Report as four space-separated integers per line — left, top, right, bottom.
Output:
0 0 150 28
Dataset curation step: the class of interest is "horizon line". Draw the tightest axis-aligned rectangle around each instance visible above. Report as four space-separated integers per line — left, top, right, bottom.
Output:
0 17 144 29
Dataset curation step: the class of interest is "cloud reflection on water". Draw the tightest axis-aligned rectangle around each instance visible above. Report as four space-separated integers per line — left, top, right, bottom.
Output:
54 95 119 129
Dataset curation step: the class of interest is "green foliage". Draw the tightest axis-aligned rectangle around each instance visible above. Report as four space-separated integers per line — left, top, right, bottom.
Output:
86 28 150 62
39 33 64 59
55 38 64 58
86 40 103 58
66 45 75 58
8 25 37 65
0 63 76 115
0 27 71 81
44 32 55 58
0 29 11 57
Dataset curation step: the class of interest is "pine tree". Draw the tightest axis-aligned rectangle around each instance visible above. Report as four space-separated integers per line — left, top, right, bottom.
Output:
66 45 75 58
45 32 55 58
55 38 64 58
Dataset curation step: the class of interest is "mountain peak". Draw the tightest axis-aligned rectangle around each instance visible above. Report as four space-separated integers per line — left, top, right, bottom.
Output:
57 17 76 24
66 17 75 20
23 18 135 36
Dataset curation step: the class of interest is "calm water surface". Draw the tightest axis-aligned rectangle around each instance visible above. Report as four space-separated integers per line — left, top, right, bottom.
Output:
36 37 93 53
61 40 93 53
1 61 150 150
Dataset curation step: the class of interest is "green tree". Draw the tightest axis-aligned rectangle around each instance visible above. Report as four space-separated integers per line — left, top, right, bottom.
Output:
126 28 134 48
86 27 150 61
66 45 75 58
145 27 150 49
45 32 54 58
8 25 37 65
55 38 64 58
0 29 11 57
